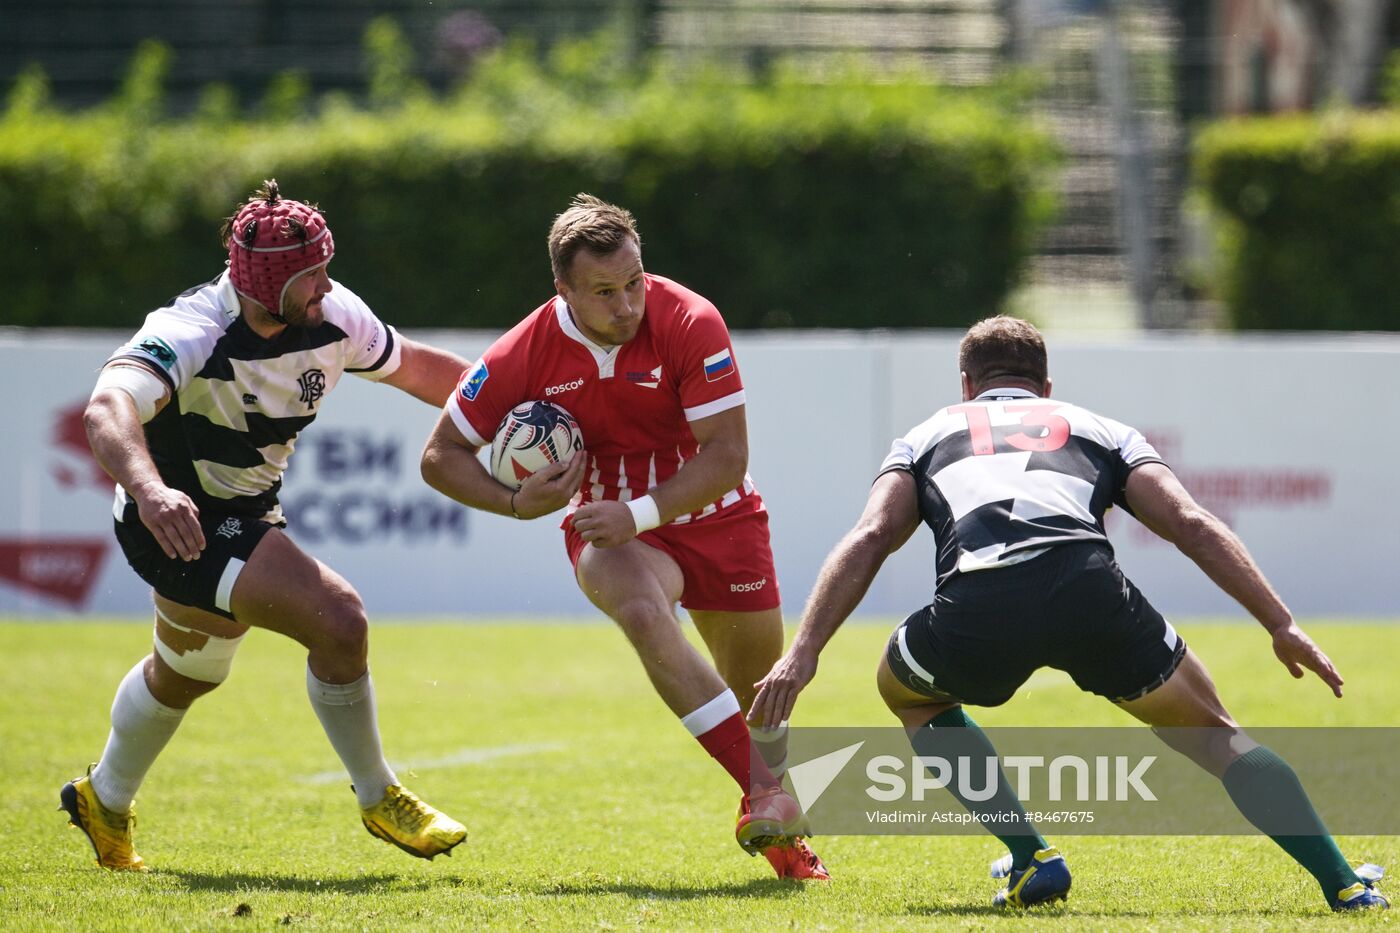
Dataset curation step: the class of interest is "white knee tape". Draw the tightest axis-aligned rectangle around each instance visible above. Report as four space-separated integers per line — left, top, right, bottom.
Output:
153 608 246 684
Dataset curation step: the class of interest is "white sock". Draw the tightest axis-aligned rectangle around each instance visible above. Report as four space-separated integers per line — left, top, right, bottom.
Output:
305 667 398 808
679 689 742 737
90 660 187 813
751 720 790 778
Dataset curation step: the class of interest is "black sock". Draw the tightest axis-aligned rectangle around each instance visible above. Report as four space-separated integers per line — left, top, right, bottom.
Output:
1222 745 1360 901
911 707 1049 871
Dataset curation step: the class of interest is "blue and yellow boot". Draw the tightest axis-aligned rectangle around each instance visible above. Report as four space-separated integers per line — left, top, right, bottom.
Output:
1333 864 1387 911
991 846 1071 907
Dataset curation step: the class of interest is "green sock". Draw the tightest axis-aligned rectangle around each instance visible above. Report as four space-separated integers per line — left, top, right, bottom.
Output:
1221 745 1360 901
910 707 1048 871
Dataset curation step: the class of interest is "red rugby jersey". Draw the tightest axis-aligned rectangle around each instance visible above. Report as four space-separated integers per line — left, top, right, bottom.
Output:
446 274 757 523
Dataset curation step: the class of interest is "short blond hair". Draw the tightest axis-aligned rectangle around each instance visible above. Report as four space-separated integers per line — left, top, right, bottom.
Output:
548 194 640 283
958 316 1048 391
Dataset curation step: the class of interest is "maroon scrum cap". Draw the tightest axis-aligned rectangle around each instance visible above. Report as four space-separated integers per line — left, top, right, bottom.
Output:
227 181 335 314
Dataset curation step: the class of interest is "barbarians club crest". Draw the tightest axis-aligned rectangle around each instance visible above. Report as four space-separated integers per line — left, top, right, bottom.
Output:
298 368 326 410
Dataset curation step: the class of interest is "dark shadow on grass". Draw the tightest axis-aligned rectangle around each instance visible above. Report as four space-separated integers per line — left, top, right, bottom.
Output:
903 901 1307 918
163 869 433 895
539 877 806 901
903 902 1071 918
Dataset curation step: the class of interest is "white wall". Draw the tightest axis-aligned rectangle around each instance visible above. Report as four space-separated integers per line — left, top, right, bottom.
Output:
3 330 1396 619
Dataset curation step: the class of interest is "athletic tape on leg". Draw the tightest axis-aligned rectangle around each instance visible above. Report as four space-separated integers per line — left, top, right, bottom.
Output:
153 608 246 684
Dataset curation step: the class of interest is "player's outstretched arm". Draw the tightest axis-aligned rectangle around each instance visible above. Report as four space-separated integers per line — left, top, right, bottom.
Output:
380 338 472 407
85 366 205 562
571 405 750 548
1124 462 1344 697
420 409 584 520
748 470 922 727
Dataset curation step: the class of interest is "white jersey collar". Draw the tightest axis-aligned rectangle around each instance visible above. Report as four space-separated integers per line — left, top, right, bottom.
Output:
215 269 243 321
974 386 1041 400
554 296 621 373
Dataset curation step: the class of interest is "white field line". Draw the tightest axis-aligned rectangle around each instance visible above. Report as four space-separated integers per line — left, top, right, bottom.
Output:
300 742 564 784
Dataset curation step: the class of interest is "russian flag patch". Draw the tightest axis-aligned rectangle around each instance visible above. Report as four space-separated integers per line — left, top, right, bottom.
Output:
703 349 734 382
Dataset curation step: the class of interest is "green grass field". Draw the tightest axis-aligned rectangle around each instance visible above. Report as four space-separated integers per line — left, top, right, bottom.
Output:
1 619 1395 930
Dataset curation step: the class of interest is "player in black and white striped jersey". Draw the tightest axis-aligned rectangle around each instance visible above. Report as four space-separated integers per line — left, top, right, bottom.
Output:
61 180 472 872
103 265 394 527
751 316 1386 912
879 381 1164 584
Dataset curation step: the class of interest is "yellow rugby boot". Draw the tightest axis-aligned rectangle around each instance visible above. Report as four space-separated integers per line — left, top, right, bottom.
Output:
59 766 147 872
359 784 466 860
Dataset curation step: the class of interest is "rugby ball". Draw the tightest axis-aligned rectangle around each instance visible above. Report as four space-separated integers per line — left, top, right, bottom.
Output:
490 401 583 489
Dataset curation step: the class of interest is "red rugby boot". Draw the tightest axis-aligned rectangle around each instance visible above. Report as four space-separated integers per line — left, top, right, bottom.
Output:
762 837 831 881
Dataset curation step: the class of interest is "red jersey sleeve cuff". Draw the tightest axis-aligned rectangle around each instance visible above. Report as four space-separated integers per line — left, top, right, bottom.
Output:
445 399 490 447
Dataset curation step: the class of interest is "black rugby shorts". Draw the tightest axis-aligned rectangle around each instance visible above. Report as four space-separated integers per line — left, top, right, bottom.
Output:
885 542 1186 707
114 498 276 620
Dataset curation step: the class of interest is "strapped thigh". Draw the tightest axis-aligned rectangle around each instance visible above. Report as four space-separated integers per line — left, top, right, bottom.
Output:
153 603 247 684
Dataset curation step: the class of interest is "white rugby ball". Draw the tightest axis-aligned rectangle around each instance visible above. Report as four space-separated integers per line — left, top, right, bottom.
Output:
490 401 583 489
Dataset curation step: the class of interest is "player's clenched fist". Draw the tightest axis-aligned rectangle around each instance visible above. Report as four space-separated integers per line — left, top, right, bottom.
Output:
513 452 587 520
571 500 641 548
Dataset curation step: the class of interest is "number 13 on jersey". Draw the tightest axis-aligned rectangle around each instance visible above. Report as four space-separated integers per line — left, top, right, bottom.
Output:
949 402 1070 455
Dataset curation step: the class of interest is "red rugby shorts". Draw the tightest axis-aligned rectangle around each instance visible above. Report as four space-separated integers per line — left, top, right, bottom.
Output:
564 493 781 612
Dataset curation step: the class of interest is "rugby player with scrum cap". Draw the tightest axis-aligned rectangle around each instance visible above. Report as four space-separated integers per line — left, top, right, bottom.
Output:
64 180 470 871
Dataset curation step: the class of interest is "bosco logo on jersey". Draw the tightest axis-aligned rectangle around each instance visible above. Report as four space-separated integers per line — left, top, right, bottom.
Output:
489 401 584 489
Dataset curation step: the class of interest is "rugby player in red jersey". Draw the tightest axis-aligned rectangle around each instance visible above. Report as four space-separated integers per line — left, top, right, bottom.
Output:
421 194 827 880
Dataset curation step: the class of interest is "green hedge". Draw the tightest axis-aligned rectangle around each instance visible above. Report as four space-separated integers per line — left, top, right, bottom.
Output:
1195 111 1400 331
1 36 1056 330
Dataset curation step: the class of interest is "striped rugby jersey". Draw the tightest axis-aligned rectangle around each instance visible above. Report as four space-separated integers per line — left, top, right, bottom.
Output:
879 387 1164 589
106 271 402 524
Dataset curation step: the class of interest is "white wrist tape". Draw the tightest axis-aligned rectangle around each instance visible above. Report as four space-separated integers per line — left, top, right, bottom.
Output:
93 364 167 424
625 494 662 533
